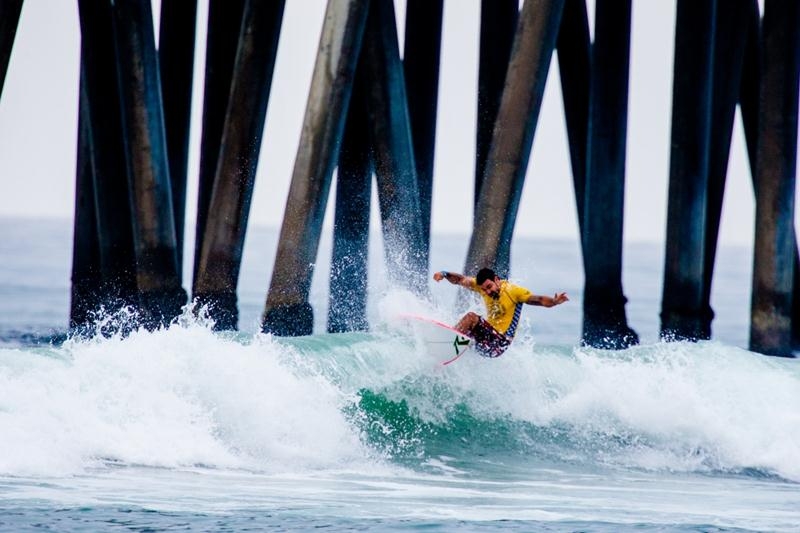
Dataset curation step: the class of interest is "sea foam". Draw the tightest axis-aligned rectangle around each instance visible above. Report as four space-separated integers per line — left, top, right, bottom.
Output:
0 314 368 477
1 302 799 483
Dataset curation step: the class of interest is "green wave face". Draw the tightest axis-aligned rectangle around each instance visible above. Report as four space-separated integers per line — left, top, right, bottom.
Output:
347 385 655 474
348 387 542 464
283 330 800 481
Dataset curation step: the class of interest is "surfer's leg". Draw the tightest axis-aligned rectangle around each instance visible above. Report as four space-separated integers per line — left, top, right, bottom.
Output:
454 312 480 334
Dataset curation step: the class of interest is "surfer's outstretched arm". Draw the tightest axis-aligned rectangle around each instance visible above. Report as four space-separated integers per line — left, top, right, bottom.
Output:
526 292 569 307
433 270 473 289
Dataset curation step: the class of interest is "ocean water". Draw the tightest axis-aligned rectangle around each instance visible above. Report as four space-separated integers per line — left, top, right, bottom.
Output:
1 217 799 532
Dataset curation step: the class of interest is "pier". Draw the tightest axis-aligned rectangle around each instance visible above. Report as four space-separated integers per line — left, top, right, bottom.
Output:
1 0 799 356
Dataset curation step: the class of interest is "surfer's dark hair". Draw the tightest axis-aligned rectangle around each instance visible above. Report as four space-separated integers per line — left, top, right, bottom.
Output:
476 268 497 285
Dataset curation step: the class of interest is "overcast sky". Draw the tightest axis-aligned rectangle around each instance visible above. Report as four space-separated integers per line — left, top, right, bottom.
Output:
0 0 781 250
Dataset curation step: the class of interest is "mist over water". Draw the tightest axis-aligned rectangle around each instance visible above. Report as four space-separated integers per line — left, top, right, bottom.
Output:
1 218 798 530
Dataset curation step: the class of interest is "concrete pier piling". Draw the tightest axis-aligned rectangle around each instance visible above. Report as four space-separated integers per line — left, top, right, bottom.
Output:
556 0 589 236
403 0 443 263
193 0 246 293
193 0 285 330
736 1 800 352
70 76 102 330
77 0 138 313
328 63 372 334
328 0 437 332
581 0 638 349
362 0 426 290
750 0 800 357
158 0 198 275
466 0 566 277
738 0 760 180
113 0 186 328
475 0 518 204
701 1 752 340
0 0 22 102
660 0 716 341
263 0 369 336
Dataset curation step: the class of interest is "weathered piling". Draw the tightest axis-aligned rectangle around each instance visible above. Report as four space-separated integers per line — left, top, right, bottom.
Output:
193 0 246 291
113 0 186 327
362 0 426 290
158 0 198 275
403 0 443 263
328 63 372 334
750 0 800 357
70 75 102 330
475 0 518 203
193 0 285 330
555 0 589 237
701 1 752 338
263 0 369 336
465 0 566 277
581 0 638 349
77 0 137 312
738 0 760 178
660 0 717 341
0 0 22 102
736 1 800 351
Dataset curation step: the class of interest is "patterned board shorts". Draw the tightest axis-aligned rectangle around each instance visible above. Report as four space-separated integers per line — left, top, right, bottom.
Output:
470 317 511 358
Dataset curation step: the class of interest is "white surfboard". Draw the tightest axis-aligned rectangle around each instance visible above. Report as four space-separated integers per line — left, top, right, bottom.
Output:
398 314 474 365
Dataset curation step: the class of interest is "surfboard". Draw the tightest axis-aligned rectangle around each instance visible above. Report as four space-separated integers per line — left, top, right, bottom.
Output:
398 314 474 365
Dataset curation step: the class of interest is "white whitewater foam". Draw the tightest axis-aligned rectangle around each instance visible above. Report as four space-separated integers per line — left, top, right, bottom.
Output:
0 317 370 477
388 332 800 481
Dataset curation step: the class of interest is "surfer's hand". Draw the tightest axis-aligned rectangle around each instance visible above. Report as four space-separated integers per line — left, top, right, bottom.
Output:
433 271 445 282
553 292 569 305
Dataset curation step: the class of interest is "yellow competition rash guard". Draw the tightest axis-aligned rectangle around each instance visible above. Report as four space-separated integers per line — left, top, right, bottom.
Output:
469 279 532 337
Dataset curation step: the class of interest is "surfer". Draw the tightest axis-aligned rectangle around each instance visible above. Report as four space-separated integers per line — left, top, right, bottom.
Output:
433 268 568 357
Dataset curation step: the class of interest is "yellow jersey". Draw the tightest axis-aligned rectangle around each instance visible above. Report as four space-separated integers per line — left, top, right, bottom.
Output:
469 279 532 337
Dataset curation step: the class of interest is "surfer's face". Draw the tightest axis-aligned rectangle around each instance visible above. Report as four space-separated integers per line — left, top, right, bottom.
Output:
480 278 501 299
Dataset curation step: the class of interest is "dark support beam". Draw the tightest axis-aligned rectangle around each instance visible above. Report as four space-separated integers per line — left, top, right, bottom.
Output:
701 0 752 337
193 0 285 330
737 0 800 351
194 0 246 289
263 0 369 336
113 0 186 327
660 0 717 341
328 64 372 334
475 0 518 204
159 0 198 276
750 0 800 357
581 0 638 349
403 0 443 265
465 0 566 277
0 0 22 102
738 0 761 179
70 73 102 330
737 2 800 350
556 0 590 242
363 0 426 290
77 0 137 312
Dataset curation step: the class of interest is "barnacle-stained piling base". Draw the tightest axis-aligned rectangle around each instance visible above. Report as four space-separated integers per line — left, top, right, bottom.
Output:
138 287 188 331
193 292 239 331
